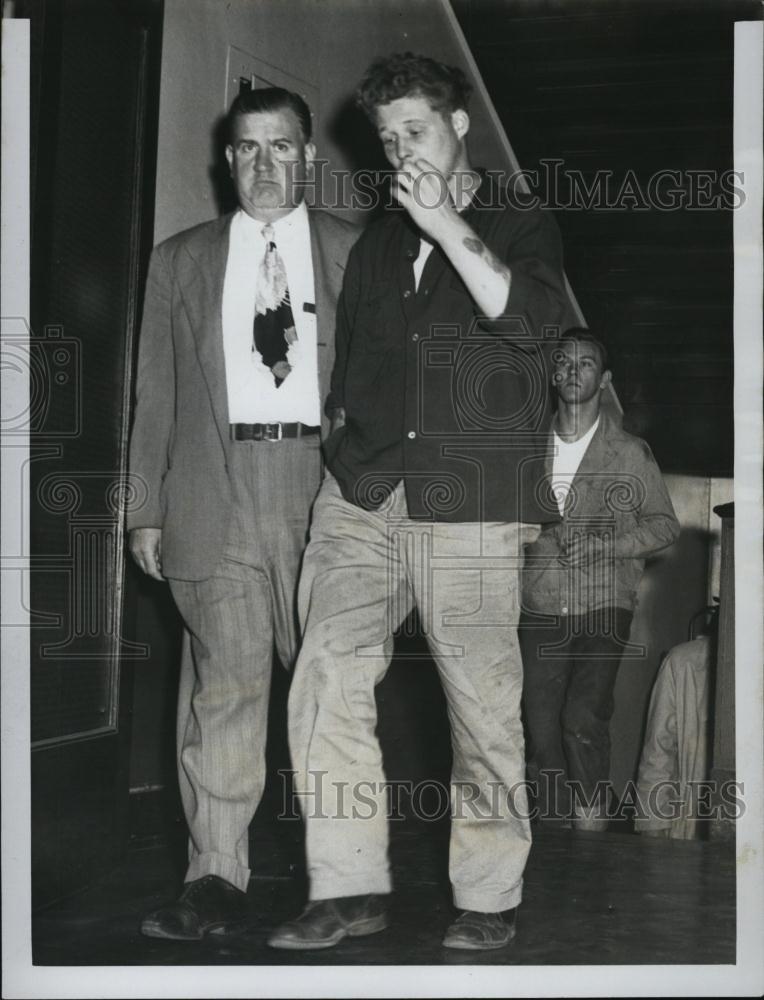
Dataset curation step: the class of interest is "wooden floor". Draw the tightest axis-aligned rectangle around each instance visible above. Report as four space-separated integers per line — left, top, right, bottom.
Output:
32 815 735 967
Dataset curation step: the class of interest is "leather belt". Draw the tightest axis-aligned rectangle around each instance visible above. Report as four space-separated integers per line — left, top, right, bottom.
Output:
230 422 320 442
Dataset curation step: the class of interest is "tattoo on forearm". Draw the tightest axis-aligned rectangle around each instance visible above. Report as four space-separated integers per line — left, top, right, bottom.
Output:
488 257 510 280
463 237 484 256
462 236 510 280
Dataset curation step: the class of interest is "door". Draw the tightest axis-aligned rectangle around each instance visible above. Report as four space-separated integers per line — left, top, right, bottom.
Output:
25 0 163 909
225 46 320 116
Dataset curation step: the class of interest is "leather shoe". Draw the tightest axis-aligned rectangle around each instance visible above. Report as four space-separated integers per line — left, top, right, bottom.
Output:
267 894 388 950
140 875 248 940
442 908 517 950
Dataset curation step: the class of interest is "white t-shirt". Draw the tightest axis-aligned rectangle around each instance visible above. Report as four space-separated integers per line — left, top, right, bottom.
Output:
551 415 600 515
222 201 320 425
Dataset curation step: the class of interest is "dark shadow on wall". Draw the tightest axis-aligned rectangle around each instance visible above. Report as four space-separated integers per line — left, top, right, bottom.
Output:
210 113 237 217
326 95 392 221
125 559 185 868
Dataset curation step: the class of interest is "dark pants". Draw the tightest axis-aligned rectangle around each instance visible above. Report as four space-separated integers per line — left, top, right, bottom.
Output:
519 607 634 824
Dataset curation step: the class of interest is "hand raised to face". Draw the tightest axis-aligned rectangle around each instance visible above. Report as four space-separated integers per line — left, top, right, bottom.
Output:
390 158 461 242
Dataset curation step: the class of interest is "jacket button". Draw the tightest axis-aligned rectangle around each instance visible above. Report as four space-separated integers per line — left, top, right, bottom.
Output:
403 289 412 299
407 431 416 440
412 332 419 342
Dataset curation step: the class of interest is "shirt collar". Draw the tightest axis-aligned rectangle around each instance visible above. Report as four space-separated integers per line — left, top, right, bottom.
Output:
553 413 600 446
237 200 309 240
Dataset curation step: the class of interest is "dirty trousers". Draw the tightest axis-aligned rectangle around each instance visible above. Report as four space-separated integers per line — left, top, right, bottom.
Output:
288 476 539 912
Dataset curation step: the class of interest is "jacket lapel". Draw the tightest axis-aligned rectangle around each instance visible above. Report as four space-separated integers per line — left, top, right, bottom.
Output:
572 413 618 482
562 412 619 520
537 422 558 518
543 428 555 481
310 216 331 363
176 215 233 450
309 213 346 433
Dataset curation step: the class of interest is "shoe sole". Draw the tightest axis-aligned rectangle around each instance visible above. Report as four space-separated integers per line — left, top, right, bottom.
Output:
267 914 388 950
141 919 247 942
442 926 516 951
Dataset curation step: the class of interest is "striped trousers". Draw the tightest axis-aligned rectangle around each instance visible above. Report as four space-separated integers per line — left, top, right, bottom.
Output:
168 435 321 892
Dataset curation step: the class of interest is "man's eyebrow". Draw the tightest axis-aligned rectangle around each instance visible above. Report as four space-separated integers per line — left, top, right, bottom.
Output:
556 348 596 363
236 135 293 146
379 118 427 132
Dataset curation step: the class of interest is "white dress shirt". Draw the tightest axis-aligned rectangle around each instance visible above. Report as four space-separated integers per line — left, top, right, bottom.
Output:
222 201 320 425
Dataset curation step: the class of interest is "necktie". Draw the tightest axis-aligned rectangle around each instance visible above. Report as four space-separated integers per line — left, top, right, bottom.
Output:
253 223 297 386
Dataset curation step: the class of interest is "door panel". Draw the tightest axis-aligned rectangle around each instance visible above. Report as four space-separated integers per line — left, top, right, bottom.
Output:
26 0 163 910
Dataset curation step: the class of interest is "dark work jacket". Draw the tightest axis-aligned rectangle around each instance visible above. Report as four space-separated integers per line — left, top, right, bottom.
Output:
324 173 574 523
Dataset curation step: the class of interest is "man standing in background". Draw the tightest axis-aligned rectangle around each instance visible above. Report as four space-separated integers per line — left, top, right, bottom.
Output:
520 328 679 831
128 88 358 940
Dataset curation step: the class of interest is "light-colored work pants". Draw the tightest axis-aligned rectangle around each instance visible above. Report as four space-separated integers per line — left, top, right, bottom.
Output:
169 436 321 892
289 475 538 912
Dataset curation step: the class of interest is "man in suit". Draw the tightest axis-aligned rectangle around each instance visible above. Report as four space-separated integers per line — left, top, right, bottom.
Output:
128 87 358 940
519 327 679 830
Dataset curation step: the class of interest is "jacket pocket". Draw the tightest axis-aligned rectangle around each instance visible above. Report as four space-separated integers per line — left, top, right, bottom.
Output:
357 279 395 351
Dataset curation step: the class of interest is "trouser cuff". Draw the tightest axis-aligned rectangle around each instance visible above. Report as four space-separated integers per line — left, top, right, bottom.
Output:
453 880 523 913
308 870 392 901
185 852 251 893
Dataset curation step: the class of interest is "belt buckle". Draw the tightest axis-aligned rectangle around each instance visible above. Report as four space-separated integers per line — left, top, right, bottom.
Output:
263 421 283 442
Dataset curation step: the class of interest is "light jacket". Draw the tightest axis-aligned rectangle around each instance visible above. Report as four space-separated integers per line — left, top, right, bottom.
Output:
521 410 680 614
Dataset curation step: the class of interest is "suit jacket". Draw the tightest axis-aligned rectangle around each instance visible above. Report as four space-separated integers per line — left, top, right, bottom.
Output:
521 410 680 614
127 208 360 581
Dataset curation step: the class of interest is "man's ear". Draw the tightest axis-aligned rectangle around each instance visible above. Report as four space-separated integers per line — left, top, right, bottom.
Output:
305 142 316 166
600 369 613 389
451 109 470 140
225 145 234 174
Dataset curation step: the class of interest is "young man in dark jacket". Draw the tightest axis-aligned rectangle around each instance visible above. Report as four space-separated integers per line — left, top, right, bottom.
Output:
269 51 573 953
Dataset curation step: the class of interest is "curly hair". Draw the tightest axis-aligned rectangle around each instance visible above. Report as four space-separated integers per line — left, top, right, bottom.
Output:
356 52 472 120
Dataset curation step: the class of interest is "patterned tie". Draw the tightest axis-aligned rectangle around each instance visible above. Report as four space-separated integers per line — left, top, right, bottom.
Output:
253 223 297 386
